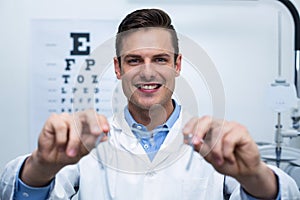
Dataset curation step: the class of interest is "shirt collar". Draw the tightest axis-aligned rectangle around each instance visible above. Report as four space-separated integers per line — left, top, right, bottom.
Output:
124 99 181 130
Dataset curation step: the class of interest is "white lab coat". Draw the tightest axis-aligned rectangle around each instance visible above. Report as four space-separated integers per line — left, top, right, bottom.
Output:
1 110 300 200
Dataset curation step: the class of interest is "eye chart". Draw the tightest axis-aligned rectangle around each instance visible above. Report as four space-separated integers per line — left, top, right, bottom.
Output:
30 20 120 150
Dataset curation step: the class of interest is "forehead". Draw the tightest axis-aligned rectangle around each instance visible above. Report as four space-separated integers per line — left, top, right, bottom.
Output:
120 28 174 56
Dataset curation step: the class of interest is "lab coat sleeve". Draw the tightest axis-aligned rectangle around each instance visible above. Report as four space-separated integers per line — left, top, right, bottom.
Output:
0 154 81 200
228 165 300 200
47 164 80 200
0 155 28 200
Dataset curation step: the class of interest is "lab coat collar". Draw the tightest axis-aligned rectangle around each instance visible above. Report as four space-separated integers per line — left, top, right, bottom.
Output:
110 108 193 171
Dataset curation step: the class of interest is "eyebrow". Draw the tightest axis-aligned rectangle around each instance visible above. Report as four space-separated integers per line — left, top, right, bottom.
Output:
153 53 171 58
123 53 171 59
123 54 142 59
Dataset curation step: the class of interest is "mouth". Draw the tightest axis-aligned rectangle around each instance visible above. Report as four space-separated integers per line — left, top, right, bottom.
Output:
136 83 162 93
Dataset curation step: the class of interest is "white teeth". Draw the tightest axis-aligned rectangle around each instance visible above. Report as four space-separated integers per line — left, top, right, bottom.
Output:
141 85 157 90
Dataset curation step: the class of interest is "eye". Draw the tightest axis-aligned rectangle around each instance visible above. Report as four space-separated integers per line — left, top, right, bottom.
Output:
155 57 168 64
126 58 141 66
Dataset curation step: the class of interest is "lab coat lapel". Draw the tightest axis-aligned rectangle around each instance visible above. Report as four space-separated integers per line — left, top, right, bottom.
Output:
150 110 193 169
108 109 193 172
111 111 151 164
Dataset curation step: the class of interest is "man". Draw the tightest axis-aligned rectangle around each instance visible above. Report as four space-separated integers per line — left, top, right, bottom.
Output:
1 8 299 200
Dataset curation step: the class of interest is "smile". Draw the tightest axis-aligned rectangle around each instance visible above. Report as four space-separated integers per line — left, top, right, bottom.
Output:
136 83 162 92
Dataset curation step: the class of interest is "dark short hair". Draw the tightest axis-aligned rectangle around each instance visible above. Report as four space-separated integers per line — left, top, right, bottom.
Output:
115 8 179 64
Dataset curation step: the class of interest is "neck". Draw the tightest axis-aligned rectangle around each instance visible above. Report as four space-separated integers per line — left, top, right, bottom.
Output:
128 100 174 130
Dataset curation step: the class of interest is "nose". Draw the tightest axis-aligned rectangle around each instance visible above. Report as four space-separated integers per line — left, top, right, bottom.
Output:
139 59 156 81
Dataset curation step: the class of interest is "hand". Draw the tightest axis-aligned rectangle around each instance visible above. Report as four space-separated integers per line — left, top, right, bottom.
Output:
183 116 278 199
21 109 109 187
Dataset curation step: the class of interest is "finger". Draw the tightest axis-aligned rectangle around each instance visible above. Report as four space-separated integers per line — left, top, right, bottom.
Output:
46 114 68 151
222 123 255 164
198 142 210 158
183 116 212 135
66 116 81 157
183 133 194 145
77 110 108 136
222 123 240 164
192 116 213 145
199 121 228 166
182 117 198 136
96 114 110 134
202 119 225 143
200 129 224 166
52 113 69 151
76 110 99 135
183 116 212 145
75 110 110 152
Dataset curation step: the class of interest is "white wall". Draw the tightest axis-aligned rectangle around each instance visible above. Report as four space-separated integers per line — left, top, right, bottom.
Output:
0 0 300 171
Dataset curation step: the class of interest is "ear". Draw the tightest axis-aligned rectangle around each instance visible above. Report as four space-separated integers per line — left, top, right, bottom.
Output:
175 54 182 77
114 57 122 79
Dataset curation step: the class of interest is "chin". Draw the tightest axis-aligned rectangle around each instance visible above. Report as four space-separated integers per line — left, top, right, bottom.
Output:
130 97 170 111
132 101 155 110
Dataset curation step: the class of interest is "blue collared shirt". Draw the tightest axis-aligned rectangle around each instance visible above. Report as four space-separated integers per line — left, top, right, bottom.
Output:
124 99 181 161
14 158 53 200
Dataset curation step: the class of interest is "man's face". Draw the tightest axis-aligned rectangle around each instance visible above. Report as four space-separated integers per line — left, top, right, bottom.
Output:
114 28 182 110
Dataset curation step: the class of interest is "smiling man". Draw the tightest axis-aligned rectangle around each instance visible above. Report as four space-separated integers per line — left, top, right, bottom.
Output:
115 27 181 130
1 8 300 200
